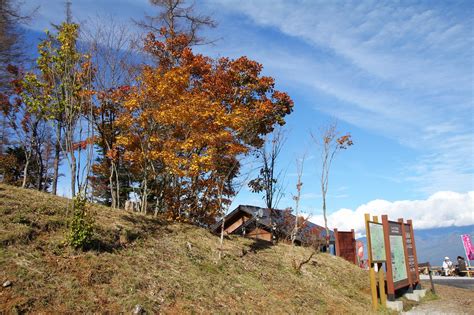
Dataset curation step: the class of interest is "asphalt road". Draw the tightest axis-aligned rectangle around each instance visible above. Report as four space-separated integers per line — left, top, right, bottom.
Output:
420 275 474 290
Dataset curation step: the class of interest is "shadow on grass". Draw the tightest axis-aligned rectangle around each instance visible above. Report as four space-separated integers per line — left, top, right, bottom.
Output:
248 238 273 253
85 237 123 253
120 212 165 233
83 213 165 253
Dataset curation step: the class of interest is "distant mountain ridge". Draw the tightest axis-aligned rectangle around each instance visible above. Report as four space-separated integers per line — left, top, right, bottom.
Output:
357 225 473 267
413 225 473 266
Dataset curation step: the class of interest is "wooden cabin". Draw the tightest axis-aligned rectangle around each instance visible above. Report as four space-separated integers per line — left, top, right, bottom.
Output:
211 205 335 247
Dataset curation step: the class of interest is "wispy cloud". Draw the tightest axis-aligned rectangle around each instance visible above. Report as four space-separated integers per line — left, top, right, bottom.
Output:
24 0 473 196
208 0 474 194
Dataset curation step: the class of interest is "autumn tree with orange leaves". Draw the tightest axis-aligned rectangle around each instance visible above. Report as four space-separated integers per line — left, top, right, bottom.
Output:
115 26 293 223
0 0 294 230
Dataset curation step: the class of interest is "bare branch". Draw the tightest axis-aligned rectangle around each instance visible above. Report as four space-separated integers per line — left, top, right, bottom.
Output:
135 0 217 46
311 120 353 251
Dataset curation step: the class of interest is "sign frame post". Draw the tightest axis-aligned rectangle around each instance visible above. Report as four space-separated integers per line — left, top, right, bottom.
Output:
399 218 413 293
365 214 378 310
407 219 421 287
382 214 396 301
373 216 387 307
365 214 387 310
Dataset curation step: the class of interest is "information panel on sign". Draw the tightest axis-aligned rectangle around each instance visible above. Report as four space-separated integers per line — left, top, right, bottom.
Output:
390 235 407 282
369 222 386 261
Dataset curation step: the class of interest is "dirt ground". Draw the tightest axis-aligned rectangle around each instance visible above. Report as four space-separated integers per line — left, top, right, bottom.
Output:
404 281 474 315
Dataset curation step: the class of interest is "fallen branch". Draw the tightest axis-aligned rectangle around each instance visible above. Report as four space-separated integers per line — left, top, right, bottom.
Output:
292 251 316 273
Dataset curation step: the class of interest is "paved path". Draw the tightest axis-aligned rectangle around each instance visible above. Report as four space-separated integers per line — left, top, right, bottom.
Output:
403 281 474 315
420 275 474 290
403 300 471 315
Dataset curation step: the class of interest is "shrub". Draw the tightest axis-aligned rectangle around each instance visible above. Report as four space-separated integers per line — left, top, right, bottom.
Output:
68 194 94 249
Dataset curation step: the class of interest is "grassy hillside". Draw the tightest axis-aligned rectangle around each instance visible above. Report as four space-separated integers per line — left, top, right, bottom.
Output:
0 184 373 313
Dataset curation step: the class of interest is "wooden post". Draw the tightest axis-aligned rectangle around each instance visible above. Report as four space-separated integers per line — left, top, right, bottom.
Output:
378 264 387 306
382 215 395 301
373 216 387 307
399 218 412 292
365 213 378 310
408 220 421 286
351 229 357 265
428 263 436 294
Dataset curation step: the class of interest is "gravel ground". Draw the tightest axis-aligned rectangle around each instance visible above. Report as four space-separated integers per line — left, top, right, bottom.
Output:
403 281 473 315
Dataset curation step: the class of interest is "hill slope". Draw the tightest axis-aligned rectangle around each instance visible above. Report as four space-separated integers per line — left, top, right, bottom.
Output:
0 184 373 313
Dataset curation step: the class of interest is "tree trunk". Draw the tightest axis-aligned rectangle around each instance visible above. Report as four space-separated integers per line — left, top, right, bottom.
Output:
52 125 61 195
36 153 44 191
70 153 76 197
109 161 116 208
31 121 42 190
22 157 29 188
0 115 6 156
219 213 226 260
141 177 148 214
115 162 120 208
322 195 329 252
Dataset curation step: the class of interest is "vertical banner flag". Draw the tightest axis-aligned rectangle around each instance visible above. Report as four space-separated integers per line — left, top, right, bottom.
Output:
461 234 474 261
356 240 364 268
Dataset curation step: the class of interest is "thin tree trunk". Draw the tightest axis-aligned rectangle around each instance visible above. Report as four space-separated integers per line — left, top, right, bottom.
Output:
52 125 61 195
22 157 29 188
0 115 6 156
141 176 148 214
36 153 44 191
31 121 42 190
109 161 116 208
0 116 5 182
114 162 120 208
322 194 329 252
70 153 76 197
219 213 226 260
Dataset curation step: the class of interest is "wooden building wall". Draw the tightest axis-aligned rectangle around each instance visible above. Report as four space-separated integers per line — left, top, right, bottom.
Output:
246 227 272 242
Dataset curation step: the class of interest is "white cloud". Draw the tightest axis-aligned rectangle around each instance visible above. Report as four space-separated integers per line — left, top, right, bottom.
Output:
308 191 474 237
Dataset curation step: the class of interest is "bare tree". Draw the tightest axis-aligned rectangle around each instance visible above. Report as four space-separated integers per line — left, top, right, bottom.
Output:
291 154 305 245
311 122 353 250
82 16 139 208
136 0 216 47
248 127 287 210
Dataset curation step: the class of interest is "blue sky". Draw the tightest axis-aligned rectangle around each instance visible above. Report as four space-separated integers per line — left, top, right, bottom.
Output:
22 0 473 233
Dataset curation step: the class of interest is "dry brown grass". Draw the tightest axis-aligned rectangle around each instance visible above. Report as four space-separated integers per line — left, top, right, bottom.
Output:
0 184 374 314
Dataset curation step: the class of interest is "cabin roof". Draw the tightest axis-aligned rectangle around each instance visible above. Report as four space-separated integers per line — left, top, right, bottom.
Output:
211 204 334 242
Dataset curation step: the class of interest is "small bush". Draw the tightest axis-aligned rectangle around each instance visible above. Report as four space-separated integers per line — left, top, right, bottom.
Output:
68 194 94 249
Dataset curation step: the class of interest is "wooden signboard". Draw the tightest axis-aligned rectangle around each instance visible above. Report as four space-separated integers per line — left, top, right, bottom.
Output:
334 229 357 264
388 220 409 289
366 214 421 305
381 215 420 301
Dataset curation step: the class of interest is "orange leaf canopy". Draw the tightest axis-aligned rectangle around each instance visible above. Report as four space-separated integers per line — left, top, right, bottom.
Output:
116 30 293 223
